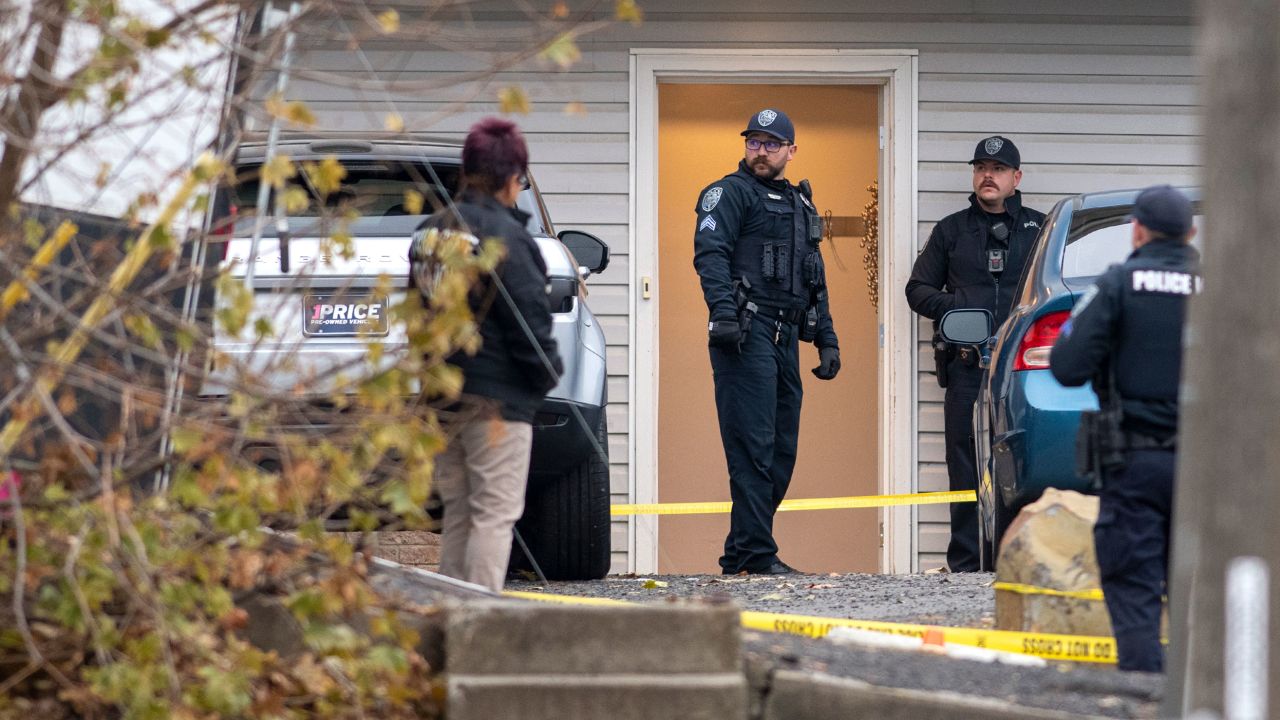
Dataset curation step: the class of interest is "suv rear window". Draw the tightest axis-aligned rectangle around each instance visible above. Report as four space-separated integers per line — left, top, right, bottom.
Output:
231 159 549 235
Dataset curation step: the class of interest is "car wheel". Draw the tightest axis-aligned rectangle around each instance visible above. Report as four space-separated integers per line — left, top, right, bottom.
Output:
512 411 611 581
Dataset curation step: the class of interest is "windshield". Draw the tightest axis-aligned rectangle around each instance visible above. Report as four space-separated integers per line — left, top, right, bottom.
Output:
1062 210 1203 287
230 159 548 235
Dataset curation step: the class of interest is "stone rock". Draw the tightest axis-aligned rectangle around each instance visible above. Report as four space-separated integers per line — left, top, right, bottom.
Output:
995 488 1112 636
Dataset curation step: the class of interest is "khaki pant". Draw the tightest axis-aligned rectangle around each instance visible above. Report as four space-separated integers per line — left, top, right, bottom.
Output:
434 415 532 592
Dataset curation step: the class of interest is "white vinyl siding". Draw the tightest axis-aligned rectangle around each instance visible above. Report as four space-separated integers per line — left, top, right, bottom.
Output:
282 0 1197 573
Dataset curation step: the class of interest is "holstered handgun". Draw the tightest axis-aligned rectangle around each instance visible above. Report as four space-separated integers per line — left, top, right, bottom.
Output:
1076 368 1126 491
932 324 951 389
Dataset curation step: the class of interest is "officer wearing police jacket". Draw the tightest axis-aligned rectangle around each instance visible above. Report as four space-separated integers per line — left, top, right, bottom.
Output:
1050 185 1200 673
693 108 839 576
905 136 1045 572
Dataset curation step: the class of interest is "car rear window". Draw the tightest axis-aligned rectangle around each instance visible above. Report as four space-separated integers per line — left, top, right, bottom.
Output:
1062 210 1203 287
231 159 548 235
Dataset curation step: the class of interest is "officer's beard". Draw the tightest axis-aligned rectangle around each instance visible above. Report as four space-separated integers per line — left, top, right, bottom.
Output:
750 157 784 181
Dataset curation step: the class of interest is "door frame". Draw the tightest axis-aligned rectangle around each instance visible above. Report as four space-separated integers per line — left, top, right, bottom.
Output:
628 48 919 574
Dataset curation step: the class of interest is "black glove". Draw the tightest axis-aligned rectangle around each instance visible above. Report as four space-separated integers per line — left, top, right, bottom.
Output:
812 346 840 380
708 319 743 352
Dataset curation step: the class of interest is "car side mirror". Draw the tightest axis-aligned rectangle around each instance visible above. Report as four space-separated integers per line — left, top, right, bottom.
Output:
939 308 994 345
558 229 610 276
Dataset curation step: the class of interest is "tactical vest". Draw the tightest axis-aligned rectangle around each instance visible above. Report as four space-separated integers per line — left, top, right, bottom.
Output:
721 169 824 310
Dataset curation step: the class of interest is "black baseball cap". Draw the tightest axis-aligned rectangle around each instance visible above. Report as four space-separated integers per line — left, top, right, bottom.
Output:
1130 185 1193 237
969 135 1020 169
741 108 795 144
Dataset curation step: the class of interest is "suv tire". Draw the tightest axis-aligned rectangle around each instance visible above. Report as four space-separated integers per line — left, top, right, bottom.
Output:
513 410 611 580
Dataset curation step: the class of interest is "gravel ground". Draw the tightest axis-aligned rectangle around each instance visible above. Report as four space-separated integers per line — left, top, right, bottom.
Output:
508 572 1164 719
508 571 998 627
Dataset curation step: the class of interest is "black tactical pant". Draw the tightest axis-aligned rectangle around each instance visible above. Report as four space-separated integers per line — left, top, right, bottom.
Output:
943 362 983 572
1095 447 1174 672
711 317 802 574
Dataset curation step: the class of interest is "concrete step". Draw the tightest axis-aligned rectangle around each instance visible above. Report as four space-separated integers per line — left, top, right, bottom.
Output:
761 670 1106 720
447 673 748 720
443 599 741 675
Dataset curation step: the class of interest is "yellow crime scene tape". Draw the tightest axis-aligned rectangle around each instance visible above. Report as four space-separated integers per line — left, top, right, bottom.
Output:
505 589 1119 665
611 490 975 517
993 582 1105 602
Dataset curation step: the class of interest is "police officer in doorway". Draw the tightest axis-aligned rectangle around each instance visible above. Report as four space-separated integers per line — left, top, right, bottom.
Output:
693 108 840 575
905 136 1045 572
1049 185 1200 672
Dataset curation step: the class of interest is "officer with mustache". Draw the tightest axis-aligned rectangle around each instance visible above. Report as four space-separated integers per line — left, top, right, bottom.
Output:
693 108 840 575
905 136 1045 572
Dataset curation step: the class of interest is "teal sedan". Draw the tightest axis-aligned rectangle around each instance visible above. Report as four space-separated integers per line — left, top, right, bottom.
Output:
942 188 1201 569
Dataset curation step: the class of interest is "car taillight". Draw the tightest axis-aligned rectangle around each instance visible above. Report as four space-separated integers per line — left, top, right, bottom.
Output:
1012 310 1070 371
209 203 237 262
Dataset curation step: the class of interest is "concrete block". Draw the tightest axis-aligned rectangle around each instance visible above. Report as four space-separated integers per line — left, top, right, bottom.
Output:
761 670 1099 720
444 600 741 675
397 544 441 566
378 530 440 546
995 488 1113 636
447 673 747 720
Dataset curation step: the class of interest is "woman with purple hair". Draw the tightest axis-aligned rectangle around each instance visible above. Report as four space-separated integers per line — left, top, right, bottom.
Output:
410 118 563 592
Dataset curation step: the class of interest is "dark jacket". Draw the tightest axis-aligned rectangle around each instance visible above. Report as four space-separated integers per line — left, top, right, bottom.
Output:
905 190 1046 329
411 191 563 423
1049 239 1201 437
693 160 838 349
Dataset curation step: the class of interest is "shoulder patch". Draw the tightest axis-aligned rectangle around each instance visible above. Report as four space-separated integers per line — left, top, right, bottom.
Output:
699 215 717 232
701 186 723 212
1070 284 1099 318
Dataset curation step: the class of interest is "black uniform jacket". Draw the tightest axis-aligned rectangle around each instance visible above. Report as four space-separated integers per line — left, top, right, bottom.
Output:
1049 238 1201 437
693 160 838 349
905 190 1046 328
411 191 564 423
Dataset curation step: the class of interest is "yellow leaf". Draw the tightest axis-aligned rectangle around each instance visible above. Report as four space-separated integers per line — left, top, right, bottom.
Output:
615 0 643 25
539 32 581 70
404 189 424 215
282 186 310 213
264 93 315 126
563 101 587 116
303 157 347 197
642 579 668 589
260 155 296 189
376 9 400 33
498 86 531 115
385 112 405 132
286 100 316 127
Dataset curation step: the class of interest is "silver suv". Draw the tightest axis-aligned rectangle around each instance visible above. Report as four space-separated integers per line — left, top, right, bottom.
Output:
199 136 611 580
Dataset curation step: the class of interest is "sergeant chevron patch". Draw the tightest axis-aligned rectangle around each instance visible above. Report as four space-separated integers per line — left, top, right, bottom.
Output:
699 215 717 232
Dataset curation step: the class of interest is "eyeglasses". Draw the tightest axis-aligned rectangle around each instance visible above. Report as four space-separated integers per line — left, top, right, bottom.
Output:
745 138 790 154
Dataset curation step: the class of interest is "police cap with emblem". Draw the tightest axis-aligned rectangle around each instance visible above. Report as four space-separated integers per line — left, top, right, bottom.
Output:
969 135 1020 169
1130 184 1193 238
741 108 795 144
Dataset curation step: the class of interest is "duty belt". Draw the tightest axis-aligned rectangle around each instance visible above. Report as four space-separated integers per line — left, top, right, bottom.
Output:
753 303 806 324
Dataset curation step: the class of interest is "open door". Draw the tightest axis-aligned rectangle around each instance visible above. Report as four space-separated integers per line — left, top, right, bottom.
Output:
656 83 882 574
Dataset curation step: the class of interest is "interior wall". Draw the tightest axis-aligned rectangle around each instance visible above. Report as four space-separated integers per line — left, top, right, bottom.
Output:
656 83 882 574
